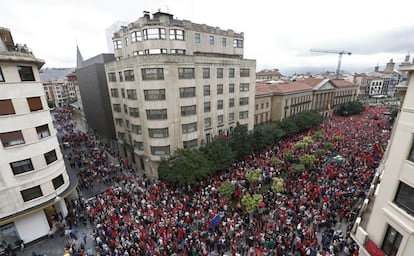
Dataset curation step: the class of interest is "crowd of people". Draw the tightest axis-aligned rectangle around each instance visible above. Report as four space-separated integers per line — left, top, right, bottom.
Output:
53 105 392 256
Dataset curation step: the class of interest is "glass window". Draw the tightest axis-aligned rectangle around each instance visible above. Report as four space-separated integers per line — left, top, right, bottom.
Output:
240 83 249 92
179 87 196 98
126 89 137 100
183 139 198 149
21 185 43 202
229 68 235 78
143 28 166 40
148 128 169 138
178 68 195 79
229 112 234 121
229 83 235 93
113 104 121 112
229 98 234 108
240 68 250 77
131 124 142 134
233 39 243 48
131 31 142 42
203 85 210 96
217 68 223 78
0 130 25 147
195 33 201 43
217 84 223 94
170 49 186 55
408 138 414 162
125 119 130 128
115 118 123 127
394 182 414 216
146 109 168 120
146 49 168 55
217 100 223 110
209 36 214 45
108 72 117 82
169 29 185 40
182 122 197 133
381 225 403 256
142 68 164 80
0 99 15 115
222 37 227 47
133 140 144 151
110 88 119 97
0 67 4 82
36 124 50 139
18 66 35 81
204 117 211 128
27 97 43 111
217 115 223 125
240 97 249 105
144 89 166 100
52 174 64 189
151 145 170 156
129 107 139 117
123 104 128 114
44 149 57 165
204 102 211 112
113 40 122 49
203 68 210 79
10 158 34 175
181 105 196 116
240 111 249 119
124 70 135 81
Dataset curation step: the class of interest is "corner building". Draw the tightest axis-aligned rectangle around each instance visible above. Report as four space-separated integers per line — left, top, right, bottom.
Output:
0 27 76 252
105 11 256 177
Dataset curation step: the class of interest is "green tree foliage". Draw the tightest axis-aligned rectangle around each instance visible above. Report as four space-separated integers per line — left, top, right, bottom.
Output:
158 148 211 186
303 136 314 145
314 130 325 140
278 118 299 136
338 101 365 116
241 193 264 214
47 100 55 108
230 123 253 157
332 135 341 141
324 142 334 151
218 182 235 199
315 148 325 156
300 154 315 168
272 177 284 193
246 169 261 183
292 163 305 173
294 142 306 150
272 157 282 166
201 136 235 172
284 150 294 163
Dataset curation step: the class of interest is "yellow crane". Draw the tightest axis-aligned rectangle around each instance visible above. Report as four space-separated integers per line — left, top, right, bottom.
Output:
310 48 352 79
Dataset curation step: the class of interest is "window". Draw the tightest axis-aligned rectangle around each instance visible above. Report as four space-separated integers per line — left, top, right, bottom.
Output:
217 68 223 78
204 117 211 128
133 50 144 56
229 112 234 121
117 132 125 141
182 122 197 133
126 89 137 100
209 36 214 45
129 107 139 117
222 37 227 47
183 139 198 149
113 40 122 49
229 98 234 108
240 97 249 106
119 72 124 82
144 89 166 100
203 68 210 79
204 102 211 112
36 124 50 139
181 105 196 116
229 68 235 78
10 158 34 175
18 66 35 81
21 186 43 202
124 37 129 46
44 149 57 165
217 100 223 110
179 87 196 98
124 70 135 81
143 28 166 40
142 68 164 80
134 140 144 151
195 33 201 43
266 102 269 108
0 130 25 147
115 118 123 127
123 104 128 114
0 99 15 115
229 84 235 93
151 145 170 156
408 138 414 162
146 49 168 55
27 97 43 111
131 31 142 42
169 29 185 40
131 124 142 134
52 174 64 189
148 128 169 138
261 103 264 109
381 225 403 256
394 182 414 216
110 88 119 97
108 72 117 82
113 104 121 112
125 119 130 128
0 67 4 82
240 68 250 77
146 109 167 120
240 83 249 92
240 111 249 119
203 85 210 96
233 39 243 48
217 84 223 94
178 68 195 79
170 49 186 55
217 115 224 125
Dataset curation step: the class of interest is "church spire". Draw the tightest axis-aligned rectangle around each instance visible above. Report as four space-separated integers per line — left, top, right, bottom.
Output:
76 45 83 68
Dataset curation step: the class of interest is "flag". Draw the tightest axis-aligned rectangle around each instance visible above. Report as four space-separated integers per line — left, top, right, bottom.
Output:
209 214 222 229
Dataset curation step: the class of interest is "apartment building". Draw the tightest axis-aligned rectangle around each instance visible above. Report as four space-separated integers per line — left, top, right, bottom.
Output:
105 11 256 177
351 57 414 256
0 27 76 252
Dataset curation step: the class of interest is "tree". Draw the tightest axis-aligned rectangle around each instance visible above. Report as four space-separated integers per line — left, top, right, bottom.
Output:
272 177 284 193
230 122 253 157
47 100 55 108
300 154 315 168
338 101 365 116
284 150 294 163
303 136 314 145
241 193 263 214
158 148 212 186
315 148 325 156
294 142 306 150
218 182 235 199
314 130 325 140
332 135 341 142
292 163 305 173
201 136 235 172
246 169 261 183
272 157 282 166
324 142 334 151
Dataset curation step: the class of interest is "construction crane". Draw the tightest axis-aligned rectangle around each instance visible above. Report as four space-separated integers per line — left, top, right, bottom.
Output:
310 49 352 79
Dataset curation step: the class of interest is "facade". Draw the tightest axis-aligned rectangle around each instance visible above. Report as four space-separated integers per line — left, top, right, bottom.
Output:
105 11 256 177
351 56 414 256
256 69 282 81
42 78 77 107
76 53 116 142
0 27 76 252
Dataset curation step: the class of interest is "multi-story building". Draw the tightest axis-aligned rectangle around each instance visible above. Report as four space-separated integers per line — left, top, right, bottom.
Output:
351 55 414 256
0 27 76 252
256 69 282 81
42 79 77 107
105 11 256 177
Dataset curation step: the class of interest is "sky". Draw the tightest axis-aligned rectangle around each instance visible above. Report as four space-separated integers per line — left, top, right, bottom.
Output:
2 0 414 75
